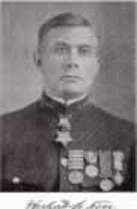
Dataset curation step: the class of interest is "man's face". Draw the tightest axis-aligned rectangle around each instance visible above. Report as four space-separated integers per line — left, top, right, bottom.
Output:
38 26 99 99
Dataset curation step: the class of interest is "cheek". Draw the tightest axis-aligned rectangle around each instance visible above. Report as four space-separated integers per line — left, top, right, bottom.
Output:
42 58 56 71
81 59 99 77
41 57 60 74
41 59 63 84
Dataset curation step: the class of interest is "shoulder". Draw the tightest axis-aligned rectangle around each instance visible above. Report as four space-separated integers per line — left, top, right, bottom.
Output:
88 104 135 145
91 104 134 129
0 100 42 128
0 100 41 143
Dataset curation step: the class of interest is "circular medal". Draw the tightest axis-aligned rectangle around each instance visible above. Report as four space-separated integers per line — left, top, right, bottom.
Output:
85 165 98 178
68 170 83 184
100 179 114 191
114 172 124 185
60 157 68 167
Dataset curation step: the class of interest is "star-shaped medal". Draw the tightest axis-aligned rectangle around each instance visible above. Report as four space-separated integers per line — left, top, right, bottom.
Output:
55 131 73 147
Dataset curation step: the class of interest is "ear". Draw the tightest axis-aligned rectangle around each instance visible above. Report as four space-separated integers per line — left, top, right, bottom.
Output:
33 50 41 66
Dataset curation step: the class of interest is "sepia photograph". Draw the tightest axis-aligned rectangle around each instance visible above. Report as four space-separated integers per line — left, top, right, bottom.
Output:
0 0 136 196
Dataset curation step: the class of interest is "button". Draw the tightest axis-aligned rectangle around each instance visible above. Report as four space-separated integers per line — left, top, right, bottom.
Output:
12 176 20 184
60 157 68 167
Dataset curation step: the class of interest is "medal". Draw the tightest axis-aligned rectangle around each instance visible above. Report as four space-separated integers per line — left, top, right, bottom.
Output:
69 150 84 156
68 161 84 170
68 150 84 170
55 131 73 147
68 170 84 184
99 150 112 178
113 151 124 171
58 115 71 131
100 178 114 191
113 151 124 160
85 151 97 164
55 114 73 147
85 165 99 178
114 171 124 185
113 160 123 171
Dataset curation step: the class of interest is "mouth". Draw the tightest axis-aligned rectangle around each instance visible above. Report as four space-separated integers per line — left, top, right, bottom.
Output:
61 75 83 82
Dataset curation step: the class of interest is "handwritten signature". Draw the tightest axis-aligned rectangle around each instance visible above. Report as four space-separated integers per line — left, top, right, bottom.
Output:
26 200 115 209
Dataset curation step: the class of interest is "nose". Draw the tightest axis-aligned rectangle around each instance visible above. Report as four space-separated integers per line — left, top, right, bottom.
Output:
65 62 78 69
64 48 79 70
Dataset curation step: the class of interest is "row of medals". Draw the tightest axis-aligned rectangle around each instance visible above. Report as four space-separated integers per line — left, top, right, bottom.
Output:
55 115 125 192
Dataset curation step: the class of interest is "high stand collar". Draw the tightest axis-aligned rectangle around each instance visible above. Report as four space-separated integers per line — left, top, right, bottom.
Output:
39 93 91 115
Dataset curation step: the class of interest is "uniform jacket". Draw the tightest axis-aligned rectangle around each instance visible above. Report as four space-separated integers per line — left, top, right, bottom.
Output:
0 94 135 192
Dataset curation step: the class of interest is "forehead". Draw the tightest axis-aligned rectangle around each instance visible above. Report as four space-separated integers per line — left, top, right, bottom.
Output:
42 26 98 47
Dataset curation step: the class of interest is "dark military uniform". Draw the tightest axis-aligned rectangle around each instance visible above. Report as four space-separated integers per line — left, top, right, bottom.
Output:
0 94 135 191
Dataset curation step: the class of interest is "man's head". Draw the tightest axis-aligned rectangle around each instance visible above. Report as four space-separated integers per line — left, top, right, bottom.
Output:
34 13 99 100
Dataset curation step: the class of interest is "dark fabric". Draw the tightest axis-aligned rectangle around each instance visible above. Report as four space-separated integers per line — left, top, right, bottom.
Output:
0 95 135 191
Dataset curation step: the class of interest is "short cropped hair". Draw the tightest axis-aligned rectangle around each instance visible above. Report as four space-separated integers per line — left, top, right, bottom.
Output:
38 12 95 47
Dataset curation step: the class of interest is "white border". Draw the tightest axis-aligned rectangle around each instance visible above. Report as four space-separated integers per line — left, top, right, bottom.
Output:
0 0 136 3
0 193 137 209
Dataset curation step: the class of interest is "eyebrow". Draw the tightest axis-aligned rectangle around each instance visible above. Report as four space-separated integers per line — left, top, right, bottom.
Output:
54 41 70 47
54 41 95 48
78 44 93 48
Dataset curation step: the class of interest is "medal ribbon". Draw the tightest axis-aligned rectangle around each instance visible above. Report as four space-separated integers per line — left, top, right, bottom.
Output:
99 150 112 178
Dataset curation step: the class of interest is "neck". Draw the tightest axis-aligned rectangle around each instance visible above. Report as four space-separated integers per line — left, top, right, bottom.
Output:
44 90 88 106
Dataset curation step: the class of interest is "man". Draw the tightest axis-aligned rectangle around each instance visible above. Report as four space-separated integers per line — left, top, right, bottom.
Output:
0 13 135 191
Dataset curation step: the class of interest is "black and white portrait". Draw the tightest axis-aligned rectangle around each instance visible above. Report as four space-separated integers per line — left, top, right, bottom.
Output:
0 1 136 192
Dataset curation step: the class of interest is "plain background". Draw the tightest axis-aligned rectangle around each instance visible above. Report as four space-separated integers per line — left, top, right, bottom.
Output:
0 2 135 121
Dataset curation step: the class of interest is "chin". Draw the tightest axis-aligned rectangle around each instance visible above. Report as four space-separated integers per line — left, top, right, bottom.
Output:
58 82 90 98
61 86 87 99
63 83 83 91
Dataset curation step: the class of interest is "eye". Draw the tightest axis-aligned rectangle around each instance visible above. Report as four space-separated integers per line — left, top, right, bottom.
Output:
78 47 91 55
78 46 97 56
54 45 69 55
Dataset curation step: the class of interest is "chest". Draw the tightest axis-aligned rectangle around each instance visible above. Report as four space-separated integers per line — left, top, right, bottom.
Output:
2 110 133 191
